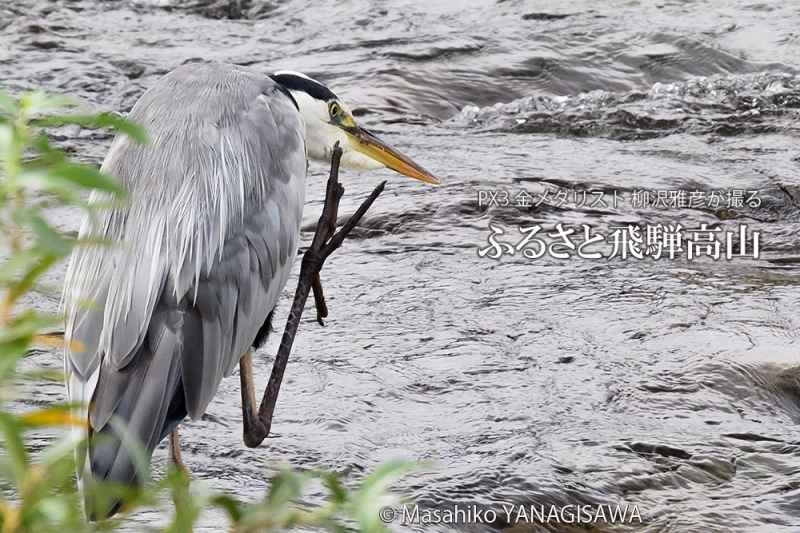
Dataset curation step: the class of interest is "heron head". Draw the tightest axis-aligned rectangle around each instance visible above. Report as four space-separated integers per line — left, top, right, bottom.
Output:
270 71 439 185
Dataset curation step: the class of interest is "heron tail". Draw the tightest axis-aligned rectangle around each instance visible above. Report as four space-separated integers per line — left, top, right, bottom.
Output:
82 323 186 519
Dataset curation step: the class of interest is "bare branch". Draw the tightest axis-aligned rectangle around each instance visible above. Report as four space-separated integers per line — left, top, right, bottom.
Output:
242 141 385 447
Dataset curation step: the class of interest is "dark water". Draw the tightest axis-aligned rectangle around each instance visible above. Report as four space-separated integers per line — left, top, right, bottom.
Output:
2 1 800 531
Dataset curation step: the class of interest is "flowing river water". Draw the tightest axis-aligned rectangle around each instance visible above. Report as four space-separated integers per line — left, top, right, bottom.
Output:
1 1 799 531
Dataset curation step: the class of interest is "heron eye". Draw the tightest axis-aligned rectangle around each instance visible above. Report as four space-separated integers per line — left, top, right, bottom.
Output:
329 102 341 119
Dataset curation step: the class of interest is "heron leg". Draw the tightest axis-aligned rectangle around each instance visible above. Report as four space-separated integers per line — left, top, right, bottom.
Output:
169 429 189 476
240 351 267 447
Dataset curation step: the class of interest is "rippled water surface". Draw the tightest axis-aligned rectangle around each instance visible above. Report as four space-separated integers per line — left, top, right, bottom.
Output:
2 1 800 531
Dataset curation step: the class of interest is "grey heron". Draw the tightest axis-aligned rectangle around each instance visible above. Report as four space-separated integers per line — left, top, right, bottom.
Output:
62 62 439 516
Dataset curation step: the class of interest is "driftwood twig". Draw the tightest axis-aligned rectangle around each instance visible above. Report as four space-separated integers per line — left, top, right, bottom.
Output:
243 142 385 447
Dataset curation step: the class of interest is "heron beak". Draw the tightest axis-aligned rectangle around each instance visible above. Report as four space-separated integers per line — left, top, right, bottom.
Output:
345 127 440 186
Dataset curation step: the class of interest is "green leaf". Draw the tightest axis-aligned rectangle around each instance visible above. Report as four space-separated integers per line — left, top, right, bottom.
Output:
211 494 243 522
25 176 110 219
43 162 125 196
19 405 84 428
39 429 83 466
0 412 28 490
20 91 77 114
266 469 308 509
4 254 59 306
32 112 148 144
0 248 41 284
322 471 349 505
0 122 13 154
358 460 416 498
0 310 60 345
29 132 67 164
15 209 74 256
165 470 203 533
32 497 74 528
0 90 16 114
0 337 31 382
350 460 417 533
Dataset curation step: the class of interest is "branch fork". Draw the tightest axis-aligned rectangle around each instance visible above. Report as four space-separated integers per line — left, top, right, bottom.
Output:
241 142 385 447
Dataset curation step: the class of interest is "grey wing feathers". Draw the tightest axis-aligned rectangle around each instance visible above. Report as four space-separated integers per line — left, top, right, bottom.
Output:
64 61 307 433
88 306 184 484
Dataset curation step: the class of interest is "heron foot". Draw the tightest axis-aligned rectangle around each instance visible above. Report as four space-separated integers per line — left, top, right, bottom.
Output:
240 351 268 447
